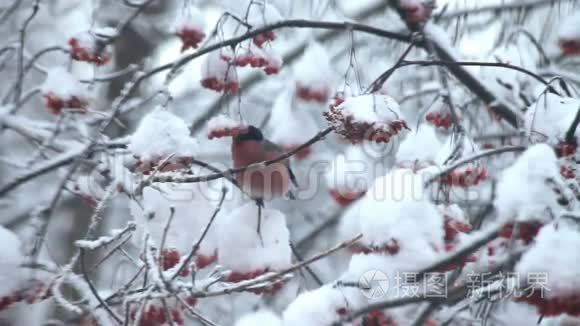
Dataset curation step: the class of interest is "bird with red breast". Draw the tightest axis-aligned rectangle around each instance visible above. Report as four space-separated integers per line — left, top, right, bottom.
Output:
231 125 298 234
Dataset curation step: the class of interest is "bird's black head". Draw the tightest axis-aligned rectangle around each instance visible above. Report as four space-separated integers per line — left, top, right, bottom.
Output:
234 125 264 142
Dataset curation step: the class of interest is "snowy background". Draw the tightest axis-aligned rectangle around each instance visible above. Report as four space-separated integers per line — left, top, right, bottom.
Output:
1 0 580 325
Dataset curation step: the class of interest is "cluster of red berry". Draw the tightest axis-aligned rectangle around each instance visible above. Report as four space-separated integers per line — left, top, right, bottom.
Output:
177 28 205 52
560 40 580 57
0 281 50 312
159 248 190 277
200 76 240 94
296 83 330 103
498 220 544 245
440 167 488 187
222 51 281 75
443 214 472 243
358 309 397 326
195 252 217 269
224 268 285 295
324 105 410 144
329 189 365 207
68 37 111 66
556 142 577 157
130 304 185 326
560 165 576 179
516 290 580 317
207 125 248 139
425 111 452 129
44 93 87 115
252 31 276 48
436 212 477 271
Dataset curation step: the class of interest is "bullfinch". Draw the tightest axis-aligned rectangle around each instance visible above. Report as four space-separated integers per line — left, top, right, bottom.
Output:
231 125 298 233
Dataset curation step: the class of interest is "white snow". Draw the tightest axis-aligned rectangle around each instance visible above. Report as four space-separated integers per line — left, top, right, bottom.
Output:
337 199 363 240
173 5 205 33
495 143 564 223
201 50 238 84
217 202 291 273
268 90 318 146
335 93 403 125
92 26 118 39
75 222 136 249
129 183 219 259
294 41 334 90
524 93 580 145
326 145 375 194
358 168 444 253
262 47 283 70
558 10 580 41
128 107 198 161
235 310 282 326
0 226 24 297
397 124 442 163
207 114 241 133
41 67 87 100
515 222 580 298
282 285 352 326
246 2 283 28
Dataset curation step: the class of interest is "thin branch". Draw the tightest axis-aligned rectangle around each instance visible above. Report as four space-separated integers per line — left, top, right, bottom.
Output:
424 145 527 187
565 106 580 144
172 187 228 280
80 249 123 324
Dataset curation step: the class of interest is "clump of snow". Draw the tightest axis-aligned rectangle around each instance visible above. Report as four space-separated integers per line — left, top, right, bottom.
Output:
128 107 198 162
338 94 402 124
282 285 353 326
235 310 282 326
358 168 444 255
129 183 219 263
207 114 246 139
524 93 580 145
397 124 441 164
268 90 318 151
515 222 580 298
217 202 291 274
324 93 409 144
495 144 564 223
92 26 118 39
0 226 24 297
558 10 580 42
337 199 364 241
41 67 88 102
326 145 375 195
173 6 205 34
262 47 283 74
294 41 334 101
75 222 136 249
201 51 239 93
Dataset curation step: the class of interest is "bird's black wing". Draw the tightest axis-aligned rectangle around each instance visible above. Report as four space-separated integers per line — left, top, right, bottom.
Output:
262 139 299 188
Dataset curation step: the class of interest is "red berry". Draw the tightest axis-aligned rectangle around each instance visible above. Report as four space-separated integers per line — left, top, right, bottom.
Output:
177 28 205 52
